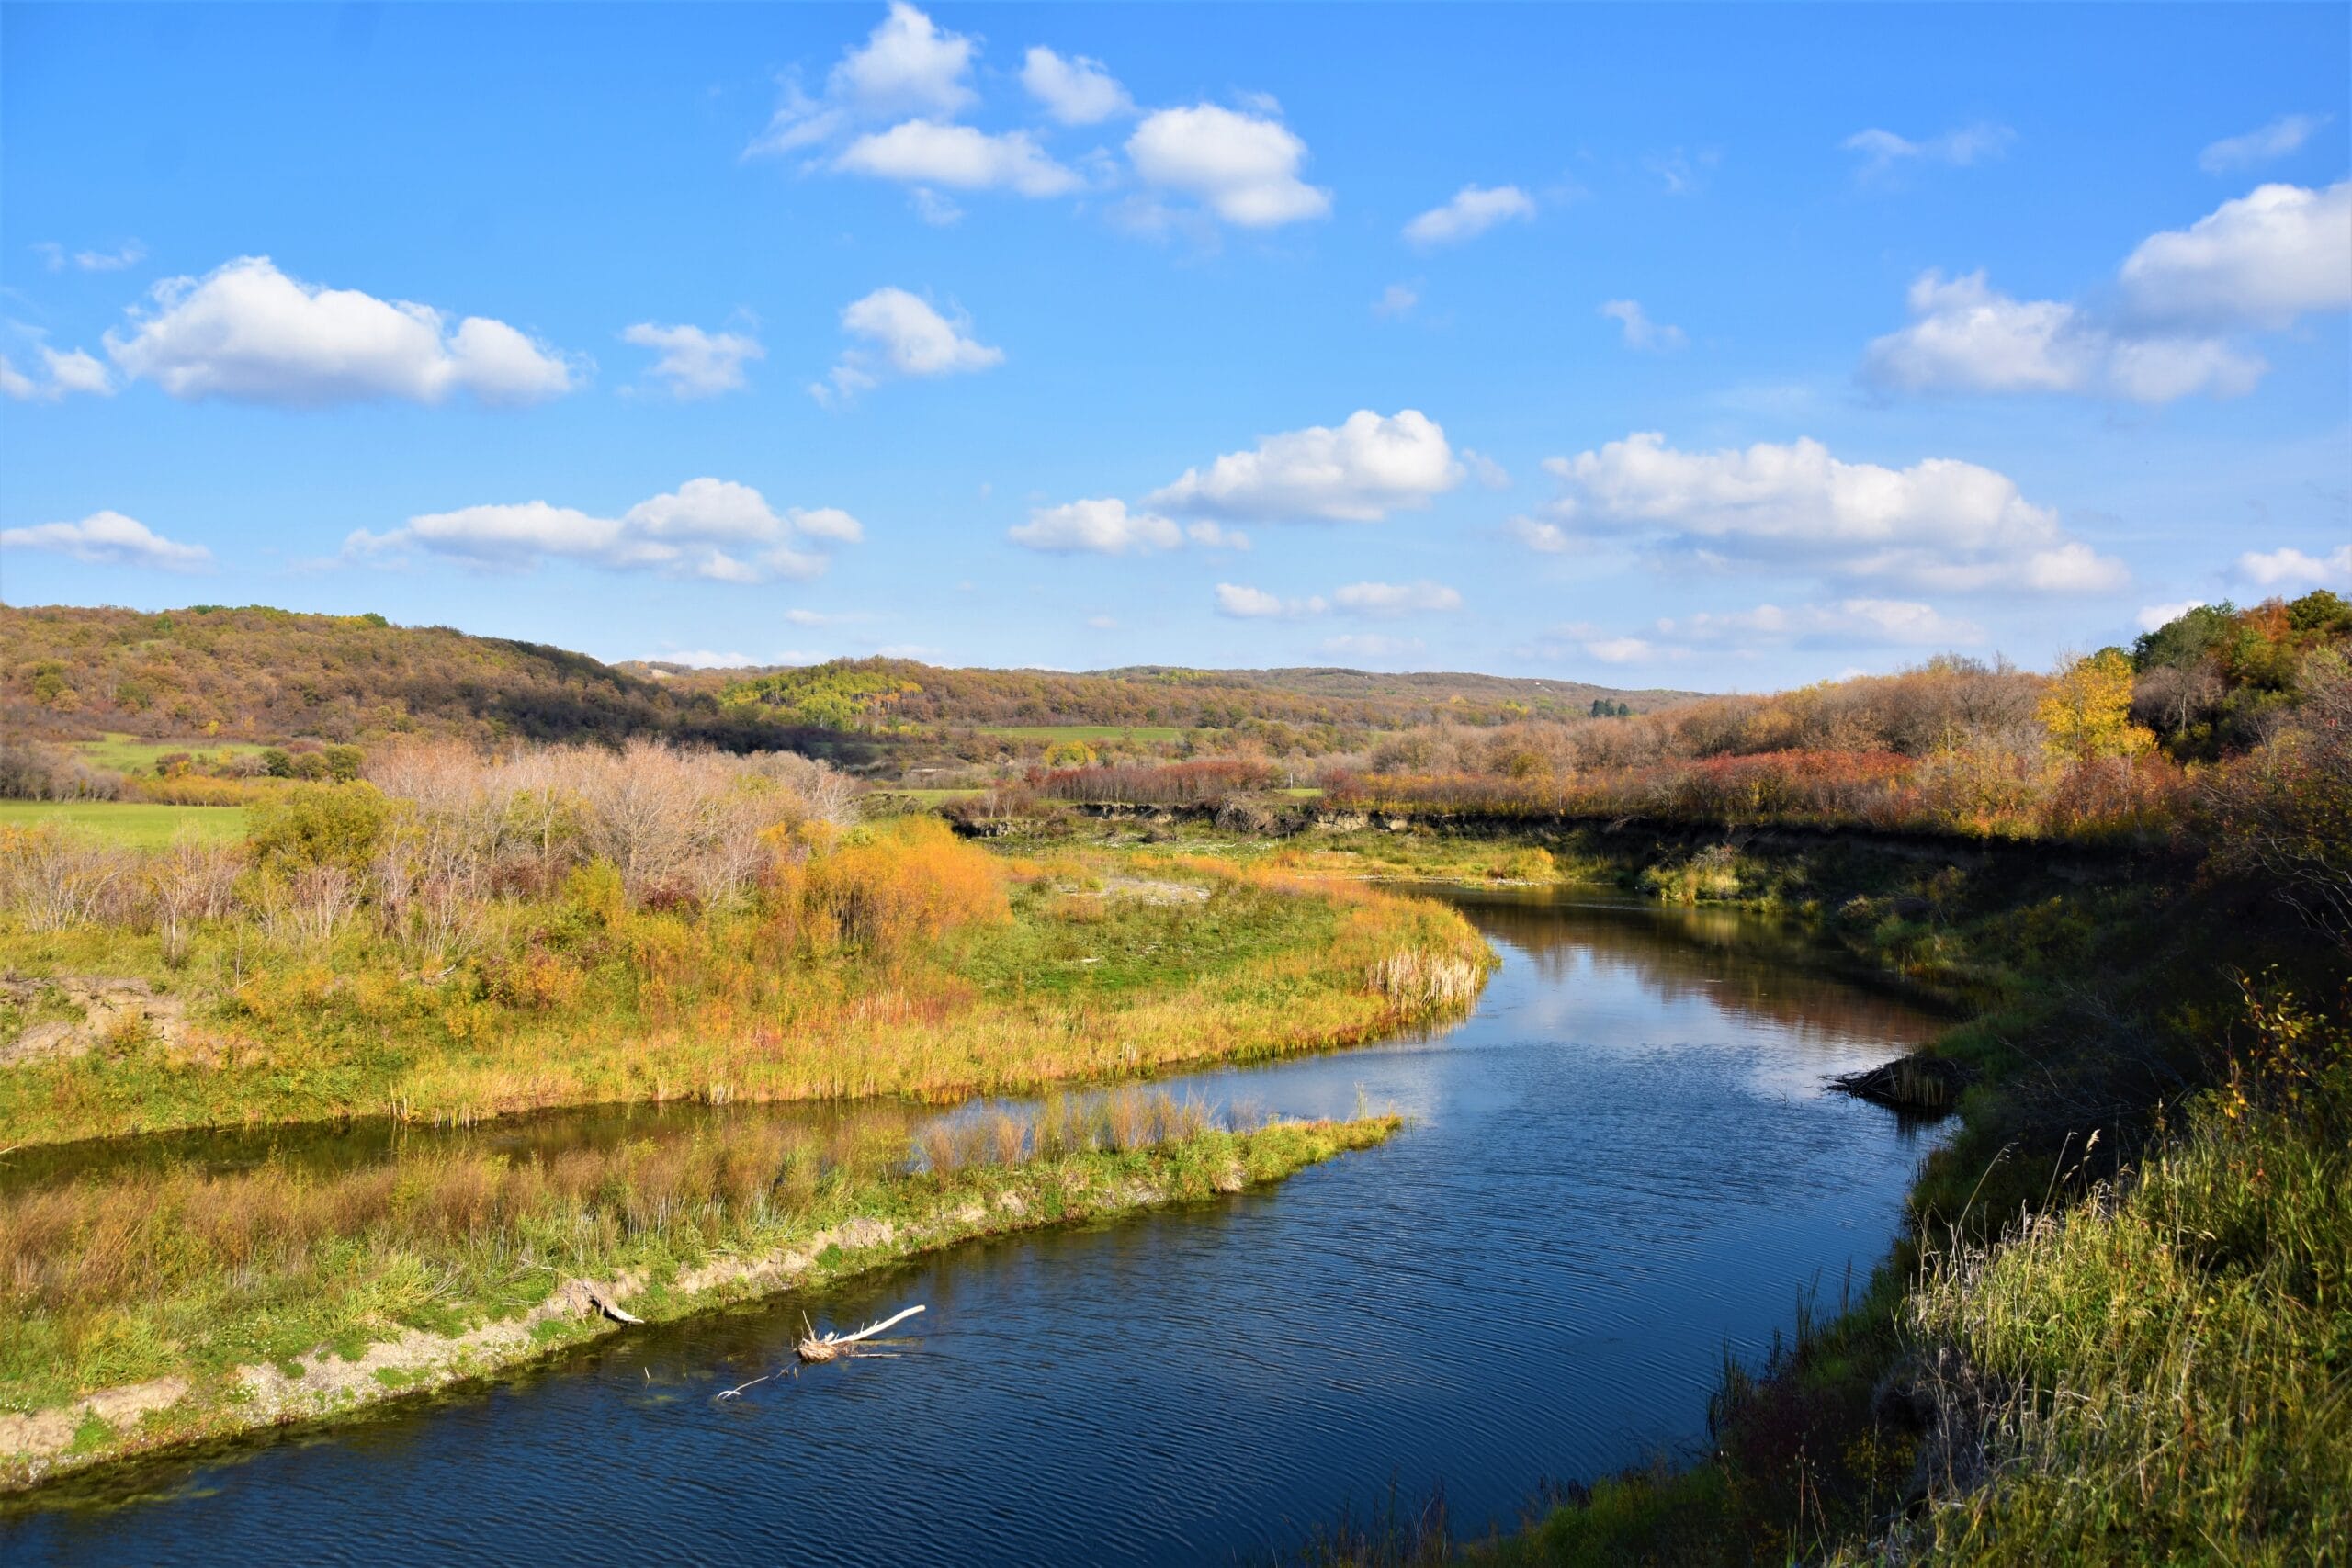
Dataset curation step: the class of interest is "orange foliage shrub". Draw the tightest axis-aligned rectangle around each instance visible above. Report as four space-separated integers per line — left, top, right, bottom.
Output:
797 816 1009 951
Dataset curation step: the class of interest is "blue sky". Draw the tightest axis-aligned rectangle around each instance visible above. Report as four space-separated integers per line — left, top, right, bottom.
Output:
4 2 2346 691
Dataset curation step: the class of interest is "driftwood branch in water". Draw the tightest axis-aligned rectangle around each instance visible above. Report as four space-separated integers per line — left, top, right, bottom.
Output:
576 1280 642 1325
796 1303 925 1363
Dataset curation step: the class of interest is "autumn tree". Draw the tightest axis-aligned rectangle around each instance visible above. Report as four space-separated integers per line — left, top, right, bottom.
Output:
2038 649 2156 762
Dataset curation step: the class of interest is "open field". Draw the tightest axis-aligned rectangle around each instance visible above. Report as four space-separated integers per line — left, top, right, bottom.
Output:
72 734 275 775
0 801 250 848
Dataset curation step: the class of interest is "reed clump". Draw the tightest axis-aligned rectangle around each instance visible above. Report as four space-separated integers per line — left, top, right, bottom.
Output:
1862 983 2352 1564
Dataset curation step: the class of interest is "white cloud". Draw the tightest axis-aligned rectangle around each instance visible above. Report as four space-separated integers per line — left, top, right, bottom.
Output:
791 508 865 543
1463 449 1510 489
1507 515 1572 553
1373 283 1419 319
749 2 977 155
347 478 858 583
2119 180 2352 329
1 510 211 571
1600 299 1687 352
1402 184 1533 246
1539 431 2128 594
1148 409 1461 523
1862 268 2264 403
1008 502 1250 556
835 120 1080 197
909 187 964 225
34 241 144 273
1021 47 1130 125
2199 114 2331 175
0 343 114 401
1321 633 1423 660
621 322 763 399
2136 599 2208 632
1841 123 2015 180
1584 637 1657 665
1009 498 1182 555
1184 521 1250 549
1330 580 1463 616
106 256 575 407
1215 582 1327 619
818 287 1001 402
1125 104 1330 228
2238 544 2352 589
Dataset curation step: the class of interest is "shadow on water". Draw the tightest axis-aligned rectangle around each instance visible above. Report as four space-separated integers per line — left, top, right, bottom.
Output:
3 889 1948 1566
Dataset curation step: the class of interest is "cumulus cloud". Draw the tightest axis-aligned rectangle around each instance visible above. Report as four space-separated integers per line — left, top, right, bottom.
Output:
1148 409 1461 523
0 343 113 401
1009 498 1182 555
2199 114 2331 175
1008 501 1250 555
621 322 763 399
1537 431 2128 594
1583 636 1657 665
1373 283 1419 319
346 478 859 583
1862 268 2265 402
1840 123 2015 181
1 510 211 571
2118 180 2352 329
817 287 1001 402
1215 582 1326 619
1330 580 1463 616
1507 515 1573 554
1021 47 1130 125
1402 184 1533 246
834 120 1080 197
749 2 977 155
1125 104 1329 228
1864 182 2349 403
105 256 575 407
2136 599 2209 632
2238 543 2352 588
1600 299 1686 352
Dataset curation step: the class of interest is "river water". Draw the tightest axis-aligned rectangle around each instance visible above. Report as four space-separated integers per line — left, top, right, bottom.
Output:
4 887 1943 1565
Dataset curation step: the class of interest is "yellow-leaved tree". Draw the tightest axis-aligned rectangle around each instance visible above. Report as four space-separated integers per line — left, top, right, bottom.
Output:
2038 649 2156 761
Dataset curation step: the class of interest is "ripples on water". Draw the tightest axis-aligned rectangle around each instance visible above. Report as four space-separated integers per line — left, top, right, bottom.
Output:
4 888 1944 1565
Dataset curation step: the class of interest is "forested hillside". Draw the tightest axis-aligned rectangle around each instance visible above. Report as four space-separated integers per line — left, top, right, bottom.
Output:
1 604 718 747
5 604 1685 754
653 657 1691 730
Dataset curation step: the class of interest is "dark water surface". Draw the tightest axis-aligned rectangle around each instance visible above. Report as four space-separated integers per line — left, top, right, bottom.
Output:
4 889 1943 1566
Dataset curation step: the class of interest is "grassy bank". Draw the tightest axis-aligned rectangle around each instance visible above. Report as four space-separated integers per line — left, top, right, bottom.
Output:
0 1103 1400 1493
0 829 1488 1147
0 801 250 849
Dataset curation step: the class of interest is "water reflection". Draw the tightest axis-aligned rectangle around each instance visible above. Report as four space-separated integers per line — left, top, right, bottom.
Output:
5 891 1944 1566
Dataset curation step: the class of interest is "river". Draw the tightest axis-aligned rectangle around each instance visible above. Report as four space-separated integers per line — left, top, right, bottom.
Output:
3 886 1945 1565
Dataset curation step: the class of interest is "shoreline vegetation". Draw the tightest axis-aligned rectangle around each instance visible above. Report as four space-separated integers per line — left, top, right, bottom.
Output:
0 1103 1401 1494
